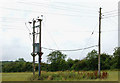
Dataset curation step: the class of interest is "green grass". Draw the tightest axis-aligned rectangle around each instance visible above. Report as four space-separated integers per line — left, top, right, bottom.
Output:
2 72 33 81
1 71 119 81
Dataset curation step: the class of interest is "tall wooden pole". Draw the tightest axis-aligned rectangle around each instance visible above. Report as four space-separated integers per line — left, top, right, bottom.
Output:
38 18 42 77
98 7 102 78
33 19 36 77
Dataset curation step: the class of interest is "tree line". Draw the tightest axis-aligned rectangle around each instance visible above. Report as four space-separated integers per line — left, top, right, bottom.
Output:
1 47 120 72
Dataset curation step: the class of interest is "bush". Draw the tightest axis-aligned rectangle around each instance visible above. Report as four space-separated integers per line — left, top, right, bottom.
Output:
29 71 108 81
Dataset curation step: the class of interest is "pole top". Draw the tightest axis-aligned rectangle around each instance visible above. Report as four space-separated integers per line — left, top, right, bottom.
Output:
38 19 42 21
37 15 43 21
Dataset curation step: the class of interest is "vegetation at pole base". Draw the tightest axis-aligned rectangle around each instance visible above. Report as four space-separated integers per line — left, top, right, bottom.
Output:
1 47 120 72
29 71 109 81
2 71 118 81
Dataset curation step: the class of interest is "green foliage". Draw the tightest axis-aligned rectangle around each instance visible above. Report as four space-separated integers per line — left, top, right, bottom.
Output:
47 51 68 71
110 47 120 69
2 61 32 72
47 51 67 63
15 58 26 62
86 49 98 59
85 50 98 70
2 71 118 81
30 71 108 81
100 53 112 70
67 58 75 70
2 47 120 72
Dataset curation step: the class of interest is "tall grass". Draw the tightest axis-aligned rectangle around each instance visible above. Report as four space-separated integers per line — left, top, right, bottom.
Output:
2 71 118 81
29 71 109 81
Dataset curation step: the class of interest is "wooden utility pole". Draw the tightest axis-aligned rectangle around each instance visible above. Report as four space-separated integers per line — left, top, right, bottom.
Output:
32 19 36 77
38 18 43 77
98 7 102 78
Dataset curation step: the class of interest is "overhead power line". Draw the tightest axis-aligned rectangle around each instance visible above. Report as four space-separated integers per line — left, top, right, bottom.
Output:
79 22 98 57
103 9 118 14
0 6 97 17
0 28 25 30
25 22 31 33
102 14 118 19
25 22 33 43
103 12 119 16
42 45 98 52
18 1 98 11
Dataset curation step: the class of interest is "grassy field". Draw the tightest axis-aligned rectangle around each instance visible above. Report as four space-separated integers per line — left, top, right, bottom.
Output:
1 71 119 81
2 72 32 81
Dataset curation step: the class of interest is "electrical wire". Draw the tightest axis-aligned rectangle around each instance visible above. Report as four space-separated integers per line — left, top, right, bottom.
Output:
18 1 98 12
103 9 118 14
103 12 119 16
25 22 32 43
102 14 118 19
102 10 119 19
42 45 98 52
102 30 119 32
0 28 25 30
79 22 98 58
1 24 25 28
25 22 31 33
50 1 97 8
106 17 117 25
28 33 32 42
0 16 25 20
101 15 118 33
0 6 97 17
42 21 60 50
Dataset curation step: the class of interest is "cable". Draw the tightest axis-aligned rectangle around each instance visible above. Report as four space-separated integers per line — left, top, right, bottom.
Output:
18 1 98 12
25 22 32 43
101 16 118 33
102 10 119 18
102 9 120 16
1 24 25 28
25 23 31 33
103 9 118 14
42 45 98 52
0 28 25 30
44 39 54 52
28 33 32 42
79 22 98 58
0 20 25 23
0 16 25 20
42 22 59 50
102 30 119 32
51 1 97 8
103 13 118 16
0 5 98 17
102 14 118 19
106 17 117 25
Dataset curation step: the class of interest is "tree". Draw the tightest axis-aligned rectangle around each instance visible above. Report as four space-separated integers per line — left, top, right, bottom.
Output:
86 49 98 60
85 49 98 70
67 58 74 70
15 58 26 62
100 53 111 70
111 47 120 69
72 59 87 71
47 51 67 63
47 51 67 71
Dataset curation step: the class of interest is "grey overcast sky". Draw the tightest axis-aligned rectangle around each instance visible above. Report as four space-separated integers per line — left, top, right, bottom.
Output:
0 0 119 62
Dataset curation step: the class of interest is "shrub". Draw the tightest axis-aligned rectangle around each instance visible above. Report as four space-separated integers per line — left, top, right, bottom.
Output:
29 71 108 81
